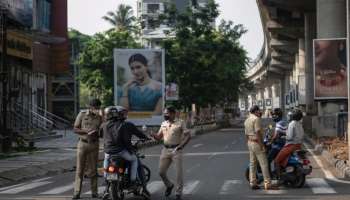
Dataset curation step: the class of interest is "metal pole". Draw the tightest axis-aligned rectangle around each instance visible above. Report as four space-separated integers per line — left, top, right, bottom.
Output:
0 8 9 151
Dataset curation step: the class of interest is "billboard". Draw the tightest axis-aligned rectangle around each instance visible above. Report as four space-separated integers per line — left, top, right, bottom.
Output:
0 0 33 27
165 83 179 101
114 49 165 125
314 38 347 99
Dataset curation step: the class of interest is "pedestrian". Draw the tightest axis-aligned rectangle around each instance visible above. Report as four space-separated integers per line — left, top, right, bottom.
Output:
244 105 277 190
151 106 191 200
72 98 103 200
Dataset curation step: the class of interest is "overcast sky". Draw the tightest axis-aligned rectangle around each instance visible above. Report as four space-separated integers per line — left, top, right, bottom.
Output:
68 0 263 59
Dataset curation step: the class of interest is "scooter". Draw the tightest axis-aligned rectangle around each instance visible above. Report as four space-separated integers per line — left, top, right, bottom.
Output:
103 140 151 200
245 125 312 188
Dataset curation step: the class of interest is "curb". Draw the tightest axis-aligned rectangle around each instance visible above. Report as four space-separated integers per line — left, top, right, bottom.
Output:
304 136 350 178
0 124 221 187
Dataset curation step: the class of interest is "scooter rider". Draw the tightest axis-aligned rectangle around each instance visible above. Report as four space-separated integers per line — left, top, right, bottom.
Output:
274 109 305 182
101 106 151 196
268 108 287 163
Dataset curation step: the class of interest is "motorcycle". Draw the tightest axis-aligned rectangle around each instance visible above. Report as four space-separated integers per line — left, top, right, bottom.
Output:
103 140 151 200
245 125 312 188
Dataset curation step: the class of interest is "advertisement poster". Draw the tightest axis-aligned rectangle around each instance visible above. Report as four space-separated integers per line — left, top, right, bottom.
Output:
114 49 165 125
314 38 347 99
165 83 179 101
0 0 33 27
265 99 272 109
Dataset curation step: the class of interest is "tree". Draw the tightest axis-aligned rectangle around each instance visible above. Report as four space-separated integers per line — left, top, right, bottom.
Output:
161 0 249 109
78 30 140 106
102 4 136 32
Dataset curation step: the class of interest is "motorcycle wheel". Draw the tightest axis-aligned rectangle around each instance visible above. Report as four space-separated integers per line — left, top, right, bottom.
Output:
290 168 306 188
142 165 151 183
110 181 124 200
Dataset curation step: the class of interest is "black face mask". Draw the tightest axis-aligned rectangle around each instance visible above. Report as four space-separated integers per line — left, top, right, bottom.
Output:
164 116 170 121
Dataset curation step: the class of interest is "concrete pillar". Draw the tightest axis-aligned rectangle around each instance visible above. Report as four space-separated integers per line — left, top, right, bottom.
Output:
317 0 347 114
317 0 346 38
304 13 317 114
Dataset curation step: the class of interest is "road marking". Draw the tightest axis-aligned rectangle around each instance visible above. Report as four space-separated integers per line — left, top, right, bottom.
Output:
40 182 74 194
32 177 52 182
261 189 287 195
0 183 27 192
192 144 204 148
186 164 201 173
146 151 249 157
307 178 336 194
0 181 52 194
183 180 200 195
147 181 164 194
84 186 105 195
208 153 217 160
219 180 242 195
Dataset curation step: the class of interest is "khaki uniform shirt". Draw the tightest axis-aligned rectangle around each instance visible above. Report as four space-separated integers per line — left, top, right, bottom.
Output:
160 119 188 145
74 110 102 141
244 114 261 139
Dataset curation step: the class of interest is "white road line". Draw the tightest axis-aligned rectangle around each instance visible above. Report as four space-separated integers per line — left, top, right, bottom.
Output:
186 164 201 173
32 177 52 182
0 181 52 194
146 151 249 157
40 182 74 194
183 180 200 195
147 181 164 194
307 178 336 194
219 180 242 195
261 189 288 195
84 186 105 195
208 153 217 160
0 183 27 192
192 144 204 148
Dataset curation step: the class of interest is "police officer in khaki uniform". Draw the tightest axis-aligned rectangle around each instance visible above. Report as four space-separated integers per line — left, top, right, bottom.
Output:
244 105 277 190
72 99 102 199
152 107 191 200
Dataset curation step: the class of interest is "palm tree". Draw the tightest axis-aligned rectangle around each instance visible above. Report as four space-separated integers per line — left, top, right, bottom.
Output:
102 4 136 32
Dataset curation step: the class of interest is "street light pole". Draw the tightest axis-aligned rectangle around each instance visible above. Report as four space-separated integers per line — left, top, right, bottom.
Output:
0 8 9 152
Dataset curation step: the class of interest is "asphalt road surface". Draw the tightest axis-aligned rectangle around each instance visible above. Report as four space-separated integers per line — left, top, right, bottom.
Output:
1 128 350 200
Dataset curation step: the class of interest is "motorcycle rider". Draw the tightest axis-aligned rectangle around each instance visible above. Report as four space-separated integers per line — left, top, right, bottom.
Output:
274 109 305 182
268 108 287 164
101 106 151 197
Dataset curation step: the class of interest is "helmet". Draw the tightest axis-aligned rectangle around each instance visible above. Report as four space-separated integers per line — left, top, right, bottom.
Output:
249 105 260 114
291 109 303 121
271 108 283 122
104 106 128 121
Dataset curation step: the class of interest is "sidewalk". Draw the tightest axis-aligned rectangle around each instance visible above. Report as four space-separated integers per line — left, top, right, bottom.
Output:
0 123 219 187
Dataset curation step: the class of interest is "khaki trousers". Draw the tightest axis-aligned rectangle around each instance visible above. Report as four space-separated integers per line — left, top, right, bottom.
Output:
159 148 183 195
247 141 271 186
73 140 99 196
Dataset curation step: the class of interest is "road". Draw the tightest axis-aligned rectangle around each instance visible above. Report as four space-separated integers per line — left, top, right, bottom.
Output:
1 128 350 200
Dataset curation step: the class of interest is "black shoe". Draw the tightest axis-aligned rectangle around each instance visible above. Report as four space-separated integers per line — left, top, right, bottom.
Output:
250 185 260 190
165 184 174 197
72 194 80 200
175 194 182 200
92 193 99 198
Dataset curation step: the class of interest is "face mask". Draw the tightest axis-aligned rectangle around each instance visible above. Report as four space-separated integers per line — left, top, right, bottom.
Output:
164 116 170 121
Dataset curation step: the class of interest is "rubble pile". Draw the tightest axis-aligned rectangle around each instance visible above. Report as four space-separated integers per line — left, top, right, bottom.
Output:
319 137 348 161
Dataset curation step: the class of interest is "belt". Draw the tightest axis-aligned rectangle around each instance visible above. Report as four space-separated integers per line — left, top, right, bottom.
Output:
248 139 259 143
164 144 179 149
80 138 98 143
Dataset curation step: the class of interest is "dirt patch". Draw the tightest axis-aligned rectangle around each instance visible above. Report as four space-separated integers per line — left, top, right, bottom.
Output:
318 137 348 161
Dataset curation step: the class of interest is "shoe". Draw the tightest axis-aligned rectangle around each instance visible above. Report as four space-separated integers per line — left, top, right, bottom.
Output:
250 185 260 190
165 184 174 197
175 194 182 200
92 193 99 198
72 194 80 200
264 183 279 190
142 187 151 199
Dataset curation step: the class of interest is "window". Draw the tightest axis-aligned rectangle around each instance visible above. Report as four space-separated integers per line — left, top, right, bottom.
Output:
147 4 160 14
36 0 51 31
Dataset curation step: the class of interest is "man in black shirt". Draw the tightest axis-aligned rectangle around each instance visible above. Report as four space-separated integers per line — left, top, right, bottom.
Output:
102 106 150 186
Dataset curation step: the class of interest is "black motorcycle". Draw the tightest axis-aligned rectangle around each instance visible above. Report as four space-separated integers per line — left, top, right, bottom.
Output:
103 140 151 200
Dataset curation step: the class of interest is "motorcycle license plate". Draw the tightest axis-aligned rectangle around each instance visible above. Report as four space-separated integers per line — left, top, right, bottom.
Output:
303 165 310 169
106 173 119 180
285 166 294 173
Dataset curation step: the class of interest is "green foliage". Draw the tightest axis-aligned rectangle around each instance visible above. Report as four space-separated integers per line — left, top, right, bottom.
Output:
161 0 249 109
77 30 140 106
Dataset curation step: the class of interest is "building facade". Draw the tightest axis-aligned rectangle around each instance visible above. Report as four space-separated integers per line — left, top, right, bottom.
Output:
240 0 349 138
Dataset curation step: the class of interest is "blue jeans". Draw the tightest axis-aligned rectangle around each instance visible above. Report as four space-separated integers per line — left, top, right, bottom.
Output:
104 151 138 182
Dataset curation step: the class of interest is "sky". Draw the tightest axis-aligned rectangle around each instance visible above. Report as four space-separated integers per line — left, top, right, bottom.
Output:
68 0 263 59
